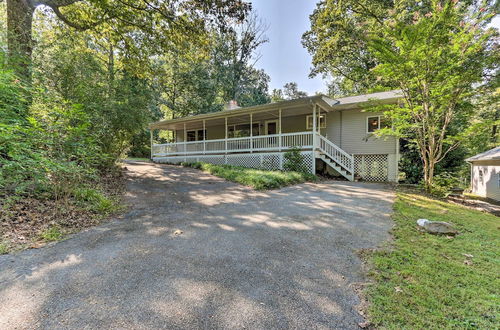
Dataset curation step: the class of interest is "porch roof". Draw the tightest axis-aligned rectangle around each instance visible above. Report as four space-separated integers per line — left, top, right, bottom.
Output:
150 90 402 130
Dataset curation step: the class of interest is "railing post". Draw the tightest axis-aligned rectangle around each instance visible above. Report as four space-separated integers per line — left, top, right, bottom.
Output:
278 109 282 152
203 119 206 155
250 113 253 153
351 156 355 181
225 117 228 155
183 123 187 156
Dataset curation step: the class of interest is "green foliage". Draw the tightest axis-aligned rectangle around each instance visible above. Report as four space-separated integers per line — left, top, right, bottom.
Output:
371 1 497 191
157 12 271 120
283 147 309 173
304 0 498 191
400 143 469 185
271 82 308 102
367 191 499 329
72 187 117 214
427 172 464 198
462 87 500 157
0 99 99 199
128 133 151 158
0 56 113 219
181 162 316 190
40 225 64 242
0 62 30 122
303 0 391 96
0 242 8 255
399 145 423 184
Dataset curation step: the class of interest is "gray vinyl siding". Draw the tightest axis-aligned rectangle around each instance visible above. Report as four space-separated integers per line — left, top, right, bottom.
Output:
471 162 500 201
207 125 225 139
175 126 225 142
281 114 306 133
325 111 341 144
325 109 396 155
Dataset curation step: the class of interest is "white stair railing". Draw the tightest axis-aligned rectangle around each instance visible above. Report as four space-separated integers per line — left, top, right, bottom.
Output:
316 133 354 175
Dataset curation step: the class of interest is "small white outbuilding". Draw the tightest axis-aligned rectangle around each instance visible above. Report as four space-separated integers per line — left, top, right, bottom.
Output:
466 147 500 201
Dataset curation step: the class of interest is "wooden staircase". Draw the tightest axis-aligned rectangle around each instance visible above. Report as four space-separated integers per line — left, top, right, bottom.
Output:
316 134 355 181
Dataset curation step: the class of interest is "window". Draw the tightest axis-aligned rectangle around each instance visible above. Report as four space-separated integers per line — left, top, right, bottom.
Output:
367 115 390 133
197 130 205 141
306 114 326 130
478 169 483 184
227 123 259 138
186 131 196 142
186 129 206 142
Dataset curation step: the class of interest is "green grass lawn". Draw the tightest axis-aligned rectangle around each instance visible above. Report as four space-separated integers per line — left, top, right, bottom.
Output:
126 157 150 162
181 162 317 190
367 190 499 329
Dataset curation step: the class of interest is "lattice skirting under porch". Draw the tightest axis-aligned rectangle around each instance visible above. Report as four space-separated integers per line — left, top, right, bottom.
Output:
154 152 314 173
353 154 389 182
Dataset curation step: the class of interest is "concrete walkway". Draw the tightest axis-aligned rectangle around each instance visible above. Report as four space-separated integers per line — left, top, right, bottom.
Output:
0 161 394 329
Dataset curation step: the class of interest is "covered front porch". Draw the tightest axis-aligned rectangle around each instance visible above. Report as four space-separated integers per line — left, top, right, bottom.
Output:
149 96 355 180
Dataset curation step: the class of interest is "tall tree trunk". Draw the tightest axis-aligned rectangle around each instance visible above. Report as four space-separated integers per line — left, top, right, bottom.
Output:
6 0 35 81
107 42 115 97
423 151 436 192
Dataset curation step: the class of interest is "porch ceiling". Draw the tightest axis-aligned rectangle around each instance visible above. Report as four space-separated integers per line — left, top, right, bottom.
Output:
153 102 322 130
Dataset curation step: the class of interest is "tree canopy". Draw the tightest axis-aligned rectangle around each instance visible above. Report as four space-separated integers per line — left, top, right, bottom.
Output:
304 0 499 190
1 0 275 205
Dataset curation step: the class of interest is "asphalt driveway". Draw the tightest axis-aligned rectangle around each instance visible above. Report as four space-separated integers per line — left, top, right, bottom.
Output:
0 161 394 329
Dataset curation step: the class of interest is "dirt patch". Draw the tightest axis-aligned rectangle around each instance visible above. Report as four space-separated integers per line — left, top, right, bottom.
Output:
447 195 500 216
0 169 126 252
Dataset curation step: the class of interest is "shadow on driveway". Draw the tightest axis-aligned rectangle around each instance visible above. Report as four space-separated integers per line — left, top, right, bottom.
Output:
0 161 394 329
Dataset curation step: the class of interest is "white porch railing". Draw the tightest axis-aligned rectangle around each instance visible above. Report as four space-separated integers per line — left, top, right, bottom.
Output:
152 131 356 181
317 134 354 175
152 131 314 157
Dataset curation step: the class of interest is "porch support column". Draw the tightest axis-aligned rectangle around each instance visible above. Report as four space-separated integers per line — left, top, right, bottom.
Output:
183 123 187 156
395 137 400 183
203 119 206 155
312 104 317 174
278 108 282 151
317 108 321 135
225 117 228 155
250 113 253 153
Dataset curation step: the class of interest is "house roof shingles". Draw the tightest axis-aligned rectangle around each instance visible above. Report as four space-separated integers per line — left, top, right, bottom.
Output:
149 90 403 129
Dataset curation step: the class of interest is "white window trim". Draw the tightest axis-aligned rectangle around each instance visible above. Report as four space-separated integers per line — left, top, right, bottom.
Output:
186 129 207 141
227 122 260 137
367 115 383 133
306 114 326 130
264 120 278 135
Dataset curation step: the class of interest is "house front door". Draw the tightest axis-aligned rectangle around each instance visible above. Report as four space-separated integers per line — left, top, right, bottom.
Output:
265 120 278 135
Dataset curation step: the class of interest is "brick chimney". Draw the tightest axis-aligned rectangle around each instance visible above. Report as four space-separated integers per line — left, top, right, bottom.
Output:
224 100 240 110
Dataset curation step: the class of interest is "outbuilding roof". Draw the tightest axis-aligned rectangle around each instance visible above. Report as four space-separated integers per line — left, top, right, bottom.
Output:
466 147 500 162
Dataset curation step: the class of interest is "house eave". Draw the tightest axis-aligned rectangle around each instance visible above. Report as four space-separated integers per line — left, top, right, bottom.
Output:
149 90 402 130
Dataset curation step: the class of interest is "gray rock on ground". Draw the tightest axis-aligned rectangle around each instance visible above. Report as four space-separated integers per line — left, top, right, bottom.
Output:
417 219 458 235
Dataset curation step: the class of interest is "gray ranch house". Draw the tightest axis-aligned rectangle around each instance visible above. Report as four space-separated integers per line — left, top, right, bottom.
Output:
149 90 402 182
